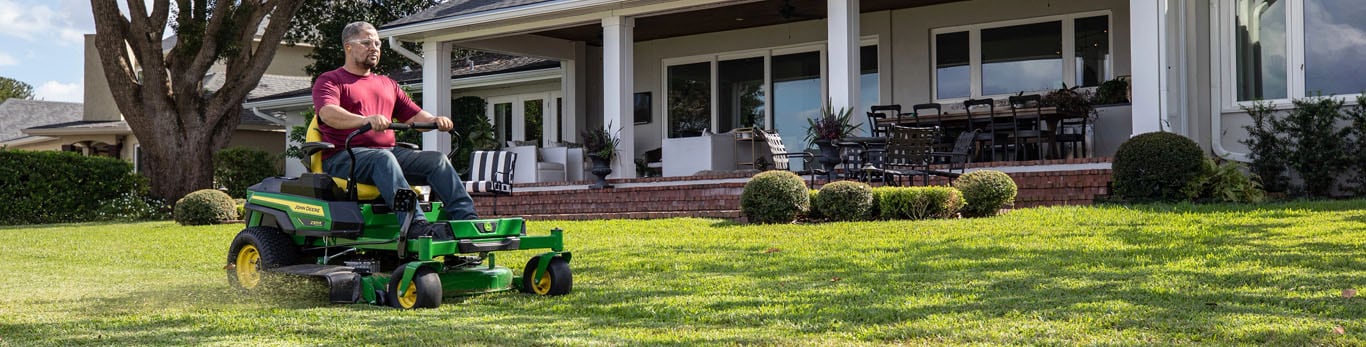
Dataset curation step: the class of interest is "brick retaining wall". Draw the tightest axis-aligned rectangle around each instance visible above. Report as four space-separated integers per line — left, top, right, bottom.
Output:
476 158 1111 220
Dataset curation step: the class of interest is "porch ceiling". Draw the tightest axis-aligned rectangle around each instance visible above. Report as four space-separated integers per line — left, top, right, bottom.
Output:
536 0 963 46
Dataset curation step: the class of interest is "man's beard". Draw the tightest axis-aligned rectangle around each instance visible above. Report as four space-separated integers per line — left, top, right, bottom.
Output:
355 55 378 69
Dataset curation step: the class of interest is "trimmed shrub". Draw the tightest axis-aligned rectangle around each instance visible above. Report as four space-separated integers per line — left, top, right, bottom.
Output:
214 147 281 198
955 170 1017 217
1112 132 1205 201
874 186 965 220
174 189 238 225
813 181 873 221
805 189 824 220
0 150 147 225
741 171 809 224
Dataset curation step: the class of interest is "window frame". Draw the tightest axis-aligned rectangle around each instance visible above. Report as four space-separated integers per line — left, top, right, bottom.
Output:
930 10 1114 103
1217 0 1365 112
660 37 879 138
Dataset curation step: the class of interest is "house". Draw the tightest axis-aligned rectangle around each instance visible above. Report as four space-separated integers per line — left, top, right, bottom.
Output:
0 34 314 172
362 0 1362 182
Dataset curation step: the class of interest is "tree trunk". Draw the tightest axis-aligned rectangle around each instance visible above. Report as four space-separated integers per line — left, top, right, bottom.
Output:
91 0 304 202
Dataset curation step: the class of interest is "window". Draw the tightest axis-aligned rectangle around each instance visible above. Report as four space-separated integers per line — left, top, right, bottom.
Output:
1074 15 1111 87
1233 0 1287 101
718 56 765 132
667 62 711 138
932 12 1111 101
665 43 879 140
1225 0 1366 104
981 21 1062 95
936 31 969 99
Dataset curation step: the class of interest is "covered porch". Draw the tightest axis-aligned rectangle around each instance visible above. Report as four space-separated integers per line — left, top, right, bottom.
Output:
379 0 1170 184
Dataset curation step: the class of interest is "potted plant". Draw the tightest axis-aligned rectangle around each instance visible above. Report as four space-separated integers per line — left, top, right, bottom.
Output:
1091 77 1130 106
580 122 621 189
1042 83 1096 118
805 103 862 178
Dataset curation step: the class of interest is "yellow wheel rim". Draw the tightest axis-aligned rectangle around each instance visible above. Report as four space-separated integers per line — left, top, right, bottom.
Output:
397 281 418 308
532 273 552 295
235 245 261 289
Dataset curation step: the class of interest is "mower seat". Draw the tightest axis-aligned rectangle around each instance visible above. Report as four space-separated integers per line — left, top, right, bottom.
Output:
301 116 422 201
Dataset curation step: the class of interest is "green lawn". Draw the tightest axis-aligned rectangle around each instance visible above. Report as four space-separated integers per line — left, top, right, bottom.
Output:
1 200 1364 346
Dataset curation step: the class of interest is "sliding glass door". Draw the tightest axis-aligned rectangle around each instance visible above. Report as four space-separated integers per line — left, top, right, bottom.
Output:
771 50 823 160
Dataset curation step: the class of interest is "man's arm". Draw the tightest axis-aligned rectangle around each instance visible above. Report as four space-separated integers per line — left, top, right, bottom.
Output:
319 104 391 131
405 110 454 132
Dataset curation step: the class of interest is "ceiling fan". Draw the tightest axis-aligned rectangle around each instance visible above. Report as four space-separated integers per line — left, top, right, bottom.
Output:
778 0 822 20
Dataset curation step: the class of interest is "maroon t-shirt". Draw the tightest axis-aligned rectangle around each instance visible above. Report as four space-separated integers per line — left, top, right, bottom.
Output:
311 67 422 159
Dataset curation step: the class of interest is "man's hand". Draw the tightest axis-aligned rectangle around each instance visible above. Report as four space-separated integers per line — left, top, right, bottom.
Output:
365 115 392 131
434 116 454 132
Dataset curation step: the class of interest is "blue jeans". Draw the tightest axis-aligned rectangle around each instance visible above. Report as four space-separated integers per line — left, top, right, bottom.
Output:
323 147 478 221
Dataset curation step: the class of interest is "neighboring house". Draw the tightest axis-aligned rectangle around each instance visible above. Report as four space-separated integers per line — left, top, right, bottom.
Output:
3 34 313 173
0 99 85 150
361 0 1365 179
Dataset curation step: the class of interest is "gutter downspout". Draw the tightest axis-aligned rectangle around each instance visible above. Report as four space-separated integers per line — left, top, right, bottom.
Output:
251 107 286 125
389 37 423 64
1209 0 1249 162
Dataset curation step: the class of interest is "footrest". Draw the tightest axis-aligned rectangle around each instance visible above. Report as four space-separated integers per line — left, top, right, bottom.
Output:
457 237 521 253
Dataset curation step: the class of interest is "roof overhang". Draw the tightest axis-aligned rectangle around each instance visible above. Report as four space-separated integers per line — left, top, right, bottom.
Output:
0 135 59 147
381 0 754 43
23 124 132 137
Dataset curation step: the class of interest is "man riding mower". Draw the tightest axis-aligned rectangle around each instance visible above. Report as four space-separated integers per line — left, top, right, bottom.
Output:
225 121 571 309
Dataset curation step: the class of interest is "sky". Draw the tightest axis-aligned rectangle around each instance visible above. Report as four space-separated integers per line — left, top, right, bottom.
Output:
0 0 143 103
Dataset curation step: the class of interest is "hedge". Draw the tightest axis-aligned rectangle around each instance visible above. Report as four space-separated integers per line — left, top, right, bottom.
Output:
0 150 147 225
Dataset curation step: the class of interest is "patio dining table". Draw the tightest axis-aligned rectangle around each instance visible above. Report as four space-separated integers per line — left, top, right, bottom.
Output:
876 106 1090 160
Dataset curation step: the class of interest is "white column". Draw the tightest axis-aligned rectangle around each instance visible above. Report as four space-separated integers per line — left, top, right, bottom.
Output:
421 40 453 153
1130 0 1165 136
603 16 636 178
827 0 860 112
562 41 588 142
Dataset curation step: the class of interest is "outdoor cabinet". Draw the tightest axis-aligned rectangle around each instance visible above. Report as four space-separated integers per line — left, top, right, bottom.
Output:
662 133 735 177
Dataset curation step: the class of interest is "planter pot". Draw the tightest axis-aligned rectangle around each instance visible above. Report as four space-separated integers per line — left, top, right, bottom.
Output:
589 154 614 189
814 139 840 180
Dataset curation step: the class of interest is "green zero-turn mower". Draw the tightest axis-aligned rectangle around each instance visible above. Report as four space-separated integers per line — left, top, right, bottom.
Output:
226 122 571 309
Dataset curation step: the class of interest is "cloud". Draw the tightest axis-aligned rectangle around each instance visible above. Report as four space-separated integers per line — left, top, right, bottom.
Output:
34 80 83 103
0 0 95 45
0 52 16 66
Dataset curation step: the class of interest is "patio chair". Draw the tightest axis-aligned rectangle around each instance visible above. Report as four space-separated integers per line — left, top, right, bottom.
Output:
912 102 953 153
465 150 516 215
1008 94 1046 161
1053 112 1089 159
925 129 977 182
753 129 823 187
867 104 900 138
864 125 937 186
963 98 1003 162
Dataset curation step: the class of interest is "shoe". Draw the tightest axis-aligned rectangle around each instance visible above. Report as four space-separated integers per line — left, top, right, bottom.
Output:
407 220 453 240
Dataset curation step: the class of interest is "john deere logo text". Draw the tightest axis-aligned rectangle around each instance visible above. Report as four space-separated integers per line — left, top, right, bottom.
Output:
253 196 326 217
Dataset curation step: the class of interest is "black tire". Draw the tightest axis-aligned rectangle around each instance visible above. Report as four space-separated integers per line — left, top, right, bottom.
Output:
387 264 442 309
522 256 572 296
226 226 300 291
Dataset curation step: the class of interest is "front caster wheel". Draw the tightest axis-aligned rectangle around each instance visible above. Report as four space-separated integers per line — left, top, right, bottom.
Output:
522 257 572 296
387 265 442 309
